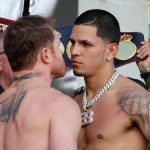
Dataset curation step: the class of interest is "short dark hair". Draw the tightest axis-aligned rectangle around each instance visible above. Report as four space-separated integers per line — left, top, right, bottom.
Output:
4 15 55 71
74 9 120 44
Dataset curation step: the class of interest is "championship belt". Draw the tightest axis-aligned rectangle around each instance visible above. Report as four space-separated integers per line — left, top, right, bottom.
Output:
56 26 72 67
114 32 144 67
0 17 144 68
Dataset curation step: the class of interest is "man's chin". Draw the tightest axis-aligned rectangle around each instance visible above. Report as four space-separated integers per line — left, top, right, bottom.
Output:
73 71 85 77
54 71 66 79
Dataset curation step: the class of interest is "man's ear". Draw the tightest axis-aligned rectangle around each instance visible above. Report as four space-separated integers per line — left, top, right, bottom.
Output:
40 47 51 64
106 43 119 61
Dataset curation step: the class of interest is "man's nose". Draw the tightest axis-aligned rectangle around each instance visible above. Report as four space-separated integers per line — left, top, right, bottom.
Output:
71 43 81 56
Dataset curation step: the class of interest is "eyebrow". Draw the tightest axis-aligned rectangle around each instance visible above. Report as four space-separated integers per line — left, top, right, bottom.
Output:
70 38 94 45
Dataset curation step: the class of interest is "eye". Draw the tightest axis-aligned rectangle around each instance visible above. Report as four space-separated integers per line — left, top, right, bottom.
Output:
82 41 93 47
70 39 75 46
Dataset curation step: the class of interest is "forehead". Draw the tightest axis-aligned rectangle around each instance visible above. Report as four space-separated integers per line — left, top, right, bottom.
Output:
71 25 98 39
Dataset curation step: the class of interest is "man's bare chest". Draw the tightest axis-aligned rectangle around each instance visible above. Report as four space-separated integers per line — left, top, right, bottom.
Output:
80 102 132 141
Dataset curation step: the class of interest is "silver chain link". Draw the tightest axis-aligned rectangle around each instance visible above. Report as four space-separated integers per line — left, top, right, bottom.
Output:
83 70 119 110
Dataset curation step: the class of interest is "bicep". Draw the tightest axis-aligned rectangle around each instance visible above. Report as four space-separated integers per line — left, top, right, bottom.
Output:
49 98 81 150
132 98 150 141
120 89 150 141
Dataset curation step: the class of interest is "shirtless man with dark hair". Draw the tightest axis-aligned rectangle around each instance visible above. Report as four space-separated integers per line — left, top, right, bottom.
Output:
0 15 81 150
70 9 150 150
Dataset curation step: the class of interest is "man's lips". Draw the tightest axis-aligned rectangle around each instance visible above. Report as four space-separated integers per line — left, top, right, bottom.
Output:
71 60 82 67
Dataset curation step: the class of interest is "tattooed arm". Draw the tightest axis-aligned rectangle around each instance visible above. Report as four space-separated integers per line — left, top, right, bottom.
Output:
120 89 150 141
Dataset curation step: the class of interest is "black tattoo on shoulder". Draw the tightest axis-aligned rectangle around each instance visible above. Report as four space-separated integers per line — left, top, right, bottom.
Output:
0 89 27 123
0 93 15 123
120 90 150 128
73 86 85 97
12 89 27 120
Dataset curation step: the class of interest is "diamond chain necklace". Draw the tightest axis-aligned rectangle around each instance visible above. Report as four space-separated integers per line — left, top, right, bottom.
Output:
83 70 119 110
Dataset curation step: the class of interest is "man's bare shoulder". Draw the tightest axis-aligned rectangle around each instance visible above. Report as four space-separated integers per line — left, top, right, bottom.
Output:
119 76 149 101
118 78 150 140
119 81 150 117
0 87 16 103
44 87 82 129
31 86 80 113
0 87 24 123
0 85 79 112
116 76 146 95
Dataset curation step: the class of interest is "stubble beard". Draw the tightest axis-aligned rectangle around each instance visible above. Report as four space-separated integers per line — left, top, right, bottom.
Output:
73 70 85 77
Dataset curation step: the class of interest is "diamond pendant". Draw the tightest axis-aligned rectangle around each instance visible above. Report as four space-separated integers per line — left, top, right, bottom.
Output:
81 110 94 126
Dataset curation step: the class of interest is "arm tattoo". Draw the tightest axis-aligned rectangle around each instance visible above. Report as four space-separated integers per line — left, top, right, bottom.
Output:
0 89 27 123
120 90 150 128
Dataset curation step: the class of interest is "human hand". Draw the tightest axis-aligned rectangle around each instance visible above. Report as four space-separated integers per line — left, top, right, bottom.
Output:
136 41 150 72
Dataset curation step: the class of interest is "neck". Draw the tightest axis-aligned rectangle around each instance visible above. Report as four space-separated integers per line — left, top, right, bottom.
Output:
14 72 43 80
13 70 52 86
84 67 115 99
83 70 119 110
